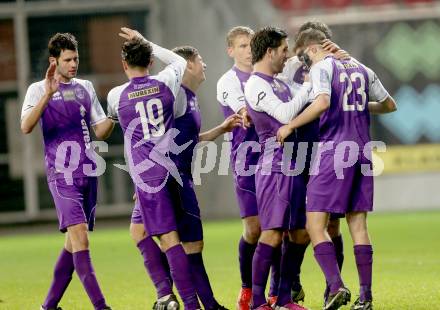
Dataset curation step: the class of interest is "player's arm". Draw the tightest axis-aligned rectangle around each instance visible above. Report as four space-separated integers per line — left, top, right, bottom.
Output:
21 62 58 134
365 67 397 114
368 97 397 114
277 94 329 144
93 119 114 140
245 78 312 125
83 81 115 140
277 59 332 143
119 27 186 72
199 113 243 141
217 75 252 128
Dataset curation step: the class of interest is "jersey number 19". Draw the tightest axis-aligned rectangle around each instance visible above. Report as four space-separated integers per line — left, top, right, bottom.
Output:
135 98 165 139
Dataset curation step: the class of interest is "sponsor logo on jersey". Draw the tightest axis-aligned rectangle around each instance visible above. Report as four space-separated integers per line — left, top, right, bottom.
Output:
62 90 75 101
128 86 160 99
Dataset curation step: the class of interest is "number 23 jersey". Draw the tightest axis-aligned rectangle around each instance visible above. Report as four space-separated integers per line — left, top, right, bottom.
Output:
310 56 389 146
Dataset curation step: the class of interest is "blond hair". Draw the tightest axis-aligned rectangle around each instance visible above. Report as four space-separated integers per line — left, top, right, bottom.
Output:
226 26 254 47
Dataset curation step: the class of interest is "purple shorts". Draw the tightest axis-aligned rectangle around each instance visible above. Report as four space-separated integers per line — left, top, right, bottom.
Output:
134 178 181 236
255 171 306 231
48 177 97 233
307 152 373 214
175 173 203 243
132 174 203 242
234 174 258 218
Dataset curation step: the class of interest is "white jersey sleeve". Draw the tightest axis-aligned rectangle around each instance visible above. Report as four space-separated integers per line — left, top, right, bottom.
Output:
216 71 246 113
80 80 107 126
106 83 129 123
151 43 187 99
245 75 312 125
365 66 389 102
310 58 333 99
174 86 188 119
21 81 45 121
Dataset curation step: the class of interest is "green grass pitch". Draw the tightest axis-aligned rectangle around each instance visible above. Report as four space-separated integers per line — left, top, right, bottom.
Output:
1 211 439 309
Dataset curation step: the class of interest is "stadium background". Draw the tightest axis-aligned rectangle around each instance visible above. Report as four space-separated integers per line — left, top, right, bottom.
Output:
0 0 439 223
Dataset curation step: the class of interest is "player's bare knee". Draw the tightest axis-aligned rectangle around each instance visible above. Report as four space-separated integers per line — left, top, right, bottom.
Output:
243 216 261 243
67 224 89 252
289 229 310 245
158 231 180 252
260 230 282 247
327 219 341 238
182 240 204 254
129 223 147 244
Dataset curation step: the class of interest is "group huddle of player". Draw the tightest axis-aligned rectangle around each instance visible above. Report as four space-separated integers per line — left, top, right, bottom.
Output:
20 19 396 310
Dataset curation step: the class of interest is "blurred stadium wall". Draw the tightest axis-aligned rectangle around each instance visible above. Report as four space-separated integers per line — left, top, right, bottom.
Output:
0 0 439 224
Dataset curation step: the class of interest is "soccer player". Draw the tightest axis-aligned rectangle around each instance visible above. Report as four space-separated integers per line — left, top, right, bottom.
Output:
217 26 282 309
278 21 347 304
277 28 397 310
20 33 113 310
244 26 314 310
128 45 240 309
107 28 200 309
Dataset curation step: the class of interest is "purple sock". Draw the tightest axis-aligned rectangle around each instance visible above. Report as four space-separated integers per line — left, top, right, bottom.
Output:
43 248 74 308
188 252 218 309
252 242 276 308
166 245 200 310
332 235 344 272
314 242 344 295
137 237 173 298
160 250 173 287
354 245 373 301
239 237 257 288
277 242 308 305
73 250 107 310
268 244 281 297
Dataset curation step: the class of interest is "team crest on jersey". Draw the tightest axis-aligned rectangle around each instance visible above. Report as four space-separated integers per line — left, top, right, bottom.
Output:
62 90 75 101
271 80 287 94
75 86 86 100
189 98 199 111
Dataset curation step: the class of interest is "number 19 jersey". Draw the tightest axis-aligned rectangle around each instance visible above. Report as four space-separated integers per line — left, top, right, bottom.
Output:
107 62 186 182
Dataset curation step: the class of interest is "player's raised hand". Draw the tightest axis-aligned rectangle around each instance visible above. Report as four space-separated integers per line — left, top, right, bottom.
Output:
45 61 59 96
221 114 243 132
321 39 340 53
119 27 146 42
276 124 294 145
334 49 351 60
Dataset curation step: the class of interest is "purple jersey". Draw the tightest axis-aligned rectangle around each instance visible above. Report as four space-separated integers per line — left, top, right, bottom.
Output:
174 85 202 174
245 72 302 172
107 45 186 183
217 66 259 173
21 78 107 182
310 56 388 146
108 74 182 182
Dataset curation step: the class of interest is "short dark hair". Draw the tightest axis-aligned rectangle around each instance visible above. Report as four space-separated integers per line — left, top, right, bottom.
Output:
121 38 153 68
172 45 199 61
250 26 288 64
48 33 78 58
298 21 332 39
295 28 327 53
